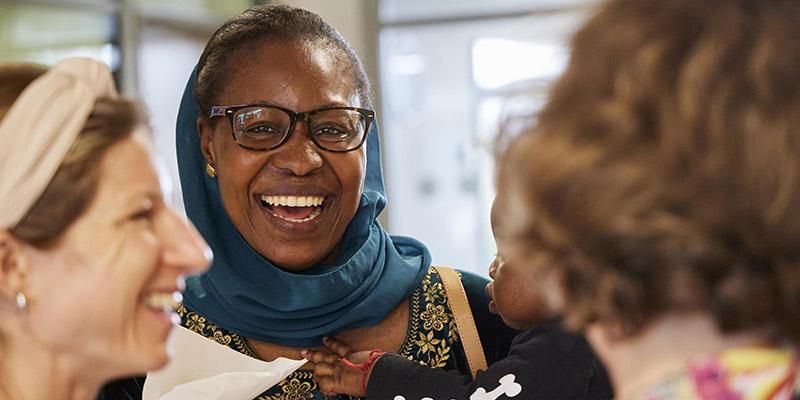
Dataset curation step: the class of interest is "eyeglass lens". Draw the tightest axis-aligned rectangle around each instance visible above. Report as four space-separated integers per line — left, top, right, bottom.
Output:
233 106 367 151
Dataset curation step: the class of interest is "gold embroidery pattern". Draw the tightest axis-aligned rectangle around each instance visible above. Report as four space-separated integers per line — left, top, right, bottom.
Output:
178 267 462 399
256 372 316 400
420 303 448 331
398 268 459 369
185 312 206 333
177 304 243 352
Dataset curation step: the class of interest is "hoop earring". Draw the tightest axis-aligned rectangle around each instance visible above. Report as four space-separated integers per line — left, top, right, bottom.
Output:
15 291 27 311
205 163 216 178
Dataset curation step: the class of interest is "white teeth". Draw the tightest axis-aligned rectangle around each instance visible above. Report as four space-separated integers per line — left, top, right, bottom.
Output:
267 205 322 223
261 195 324 207
143 292 182 313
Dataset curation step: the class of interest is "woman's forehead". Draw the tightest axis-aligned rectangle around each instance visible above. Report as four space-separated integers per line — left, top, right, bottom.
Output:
218 41 358 105
94 135 161 211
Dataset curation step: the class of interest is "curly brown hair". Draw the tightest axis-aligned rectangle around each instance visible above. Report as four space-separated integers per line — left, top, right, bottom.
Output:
496 0 800 342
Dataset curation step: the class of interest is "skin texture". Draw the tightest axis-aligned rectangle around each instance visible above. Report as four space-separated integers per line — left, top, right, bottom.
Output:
0 132 210 399
199 40 367 272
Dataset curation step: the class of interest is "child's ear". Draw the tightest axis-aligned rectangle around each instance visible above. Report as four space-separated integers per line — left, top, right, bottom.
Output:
0 231 29 307
540 267 565 314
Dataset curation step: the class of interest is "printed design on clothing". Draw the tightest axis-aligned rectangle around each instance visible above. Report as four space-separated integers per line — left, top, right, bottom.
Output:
392 374 522 400
177 267 462 400
633 347 798 400
470 374 522 400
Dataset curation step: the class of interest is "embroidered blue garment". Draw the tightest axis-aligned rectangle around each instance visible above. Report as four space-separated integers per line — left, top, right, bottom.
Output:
176 69 431 347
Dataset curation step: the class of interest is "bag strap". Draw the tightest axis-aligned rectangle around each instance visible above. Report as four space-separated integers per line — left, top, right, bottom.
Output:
433 265 488 378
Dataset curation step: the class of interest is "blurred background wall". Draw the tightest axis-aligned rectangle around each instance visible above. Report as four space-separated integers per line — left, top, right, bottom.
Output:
0 0 595 275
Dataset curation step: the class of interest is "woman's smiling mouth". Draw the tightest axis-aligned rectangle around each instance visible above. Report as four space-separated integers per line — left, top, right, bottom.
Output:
260 194 326 223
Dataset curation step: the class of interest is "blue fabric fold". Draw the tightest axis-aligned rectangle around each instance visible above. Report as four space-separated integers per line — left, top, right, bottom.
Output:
176 68 431 347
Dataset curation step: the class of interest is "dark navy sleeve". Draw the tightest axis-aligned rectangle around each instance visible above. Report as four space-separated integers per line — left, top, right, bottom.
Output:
366 323 613 400
96 376 144 400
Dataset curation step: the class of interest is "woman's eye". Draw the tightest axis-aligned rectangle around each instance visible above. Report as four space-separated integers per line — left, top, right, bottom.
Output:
244 124 282 137
313 126 349 140
130 208 154 222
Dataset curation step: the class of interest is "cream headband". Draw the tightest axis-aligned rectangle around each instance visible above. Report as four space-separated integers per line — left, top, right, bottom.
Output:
0 57 117 230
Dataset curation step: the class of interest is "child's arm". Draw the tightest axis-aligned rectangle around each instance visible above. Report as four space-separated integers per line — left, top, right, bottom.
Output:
307 326 610 400
302 337 380 397
305 337 476 399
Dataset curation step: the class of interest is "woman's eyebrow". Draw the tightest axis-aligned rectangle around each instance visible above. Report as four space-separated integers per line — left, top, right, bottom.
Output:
249 100 352 109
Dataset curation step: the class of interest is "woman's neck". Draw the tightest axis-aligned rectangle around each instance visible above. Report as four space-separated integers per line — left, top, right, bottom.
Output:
0 334 102 400
587 313 768 400
246 298 410 369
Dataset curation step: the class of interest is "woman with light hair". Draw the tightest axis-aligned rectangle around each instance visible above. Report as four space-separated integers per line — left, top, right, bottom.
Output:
0 58 209 400
496 0 800 398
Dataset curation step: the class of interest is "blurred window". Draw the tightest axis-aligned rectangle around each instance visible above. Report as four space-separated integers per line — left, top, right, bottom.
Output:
0 3 117 69
380 0 590 23
379 1 594 275
0 0 248 211
133 0 250 17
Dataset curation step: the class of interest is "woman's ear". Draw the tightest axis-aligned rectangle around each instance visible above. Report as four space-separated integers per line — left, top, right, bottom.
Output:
197 118 216 167
0 231 28 305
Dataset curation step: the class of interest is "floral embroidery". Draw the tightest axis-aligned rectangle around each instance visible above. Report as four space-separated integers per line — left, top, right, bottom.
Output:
415 331 442 355
177 304 240 352
211 330 233 346
185 312 206 333
257 374 316 400
423 281 444 304
178 267 463 399
420 303 448 331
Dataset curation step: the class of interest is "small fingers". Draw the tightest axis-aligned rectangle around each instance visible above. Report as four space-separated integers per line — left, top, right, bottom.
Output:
313 362 337 378
322 336 354 358
316 375 339 396
301 349 340 365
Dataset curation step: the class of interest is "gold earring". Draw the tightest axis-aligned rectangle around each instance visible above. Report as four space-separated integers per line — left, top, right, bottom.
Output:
205 163 216 178
15 291 27 311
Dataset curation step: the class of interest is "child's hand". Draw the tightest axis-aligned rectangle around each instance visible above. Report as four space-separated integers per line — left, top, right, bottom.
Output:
302 337 384 397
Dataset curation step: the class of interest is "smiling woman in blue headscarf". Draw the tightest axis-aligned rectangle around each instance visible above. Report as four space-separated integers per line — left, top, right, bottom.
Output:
99 4 516 400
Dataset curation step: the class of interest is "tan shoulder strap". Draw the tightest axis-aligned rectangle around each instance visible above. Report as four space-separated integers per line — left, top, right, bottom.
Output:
433 265 488 378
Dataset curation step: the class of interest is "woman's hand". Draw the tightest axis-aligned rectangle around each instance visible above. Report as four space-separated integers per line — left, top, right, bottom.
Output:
303 337 383 397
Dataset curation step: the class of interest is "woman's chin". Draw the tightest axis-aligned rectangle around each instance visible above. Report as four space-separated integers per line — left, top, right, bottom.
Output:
261 246 336 272
121 307 178 375
143 348 172 372
117 343 171 378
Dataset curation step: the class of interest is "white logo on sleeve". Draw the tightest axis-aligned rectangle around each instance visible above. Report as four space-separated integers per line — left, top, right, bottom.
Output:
470 374 522 400
393 374 523 400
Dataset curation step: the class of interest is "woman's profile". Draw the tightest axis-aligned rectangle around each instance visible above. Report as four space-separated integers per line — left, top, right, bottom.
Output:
0 58 209 400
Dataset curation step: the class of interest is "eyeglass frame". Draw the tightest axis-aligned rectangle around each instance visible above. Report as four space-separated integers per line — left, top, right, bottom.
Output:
208 103 375 153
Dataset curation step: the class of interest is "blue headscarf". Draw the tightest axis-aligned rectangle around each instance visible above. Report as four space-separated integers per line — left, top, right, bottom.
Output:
176 69 431 347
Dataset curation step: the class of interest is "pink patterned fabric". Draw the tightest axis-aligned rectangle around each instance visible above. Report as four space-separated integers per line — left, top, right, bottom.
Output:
633 347 798 400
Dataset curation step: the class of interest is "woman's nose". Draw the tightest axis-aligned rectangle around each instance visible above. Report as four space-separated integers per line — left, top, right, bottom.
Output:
159 209 211 275
269 122 324 176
